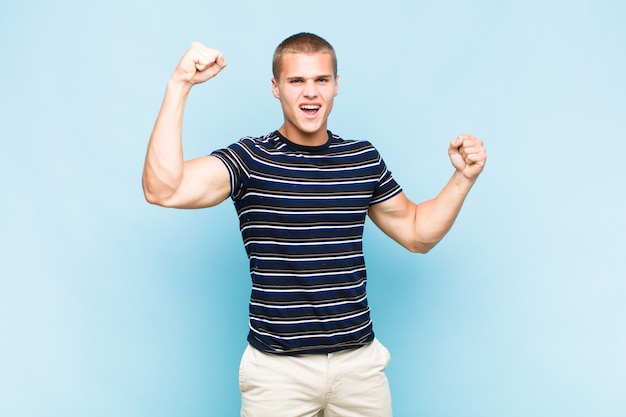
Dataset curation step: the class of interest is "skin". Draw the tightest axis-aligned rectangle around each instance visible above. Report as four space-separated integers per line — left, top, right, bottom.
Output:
142 42 231 209
271 52 338 146
142 42 487 253
368 136 485 253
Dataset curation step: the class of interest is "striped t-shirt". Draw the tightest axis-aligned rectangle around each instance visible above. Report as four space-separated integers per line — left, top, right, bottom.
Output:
211 130 402 354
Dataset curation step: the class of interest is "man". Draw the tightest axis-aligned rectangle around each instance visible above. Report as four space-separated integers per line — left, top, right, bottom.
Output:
143 33 486 417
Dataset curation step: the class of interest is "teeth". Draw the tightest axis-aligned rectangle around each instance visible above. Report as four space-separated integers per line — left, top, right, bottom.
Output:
300 105 320 110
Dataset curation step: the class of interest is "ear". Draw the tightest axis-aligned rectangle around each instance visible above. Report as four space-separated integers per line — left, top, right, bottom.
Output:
334 74 339 97
271 78 280 99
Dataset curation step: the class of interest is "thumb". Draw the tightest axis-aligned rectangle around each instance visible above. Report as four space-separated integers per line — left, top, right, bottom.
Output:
195 53 227 75
449 137 463 150
215 54 227 70
195 56 212 72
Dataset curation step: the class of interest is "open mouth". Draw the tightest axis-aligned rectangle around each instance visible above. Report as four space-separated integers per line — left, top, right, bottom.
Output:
300 104 321 117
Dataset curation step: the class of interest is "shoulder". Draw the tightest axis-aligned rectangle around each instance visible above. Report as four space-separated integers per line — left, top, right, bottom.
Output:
327 132 378 154
240 131 282 146
232 132 292 154
329 131 372 146
216 132 284 156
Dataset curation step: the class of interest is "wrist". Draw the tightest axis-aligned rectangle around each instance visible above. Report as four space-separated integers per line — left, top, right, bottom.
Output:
166 77 193 96
452 170 476 192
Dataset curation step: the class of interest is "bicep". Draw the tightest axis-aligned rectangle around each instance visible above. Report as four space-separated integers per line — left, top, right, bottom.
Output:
162 155 231 208
367 192 417 249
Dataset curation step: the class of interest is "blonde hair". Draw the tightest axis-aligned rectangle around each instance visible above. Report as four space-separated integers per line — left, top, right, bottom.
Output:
272 32 337 79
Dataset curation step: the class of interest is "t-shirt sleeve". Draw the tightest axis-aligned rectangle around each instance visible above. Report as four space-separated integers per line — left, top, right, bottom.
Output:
210 140 250 200
370 154 403 205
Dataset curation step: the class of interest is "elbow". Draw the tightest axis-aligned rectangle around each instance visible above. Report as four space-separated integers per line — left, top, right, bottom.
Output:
143 189 175 208
142 162 182 207
405 238 438 254
407 244 434 254
142 177 172 207
142 176 157 205
143 187 163 206
143 190 162 206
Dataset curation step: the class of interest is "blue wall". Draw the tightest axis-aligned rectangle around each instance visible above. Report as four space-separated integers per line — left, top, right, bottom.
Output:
1 1 624 416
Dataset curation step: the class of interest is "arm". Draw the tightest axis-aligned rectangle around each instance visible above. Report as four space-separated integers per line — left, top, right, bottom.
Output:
142 42 231 209
368 134 486 253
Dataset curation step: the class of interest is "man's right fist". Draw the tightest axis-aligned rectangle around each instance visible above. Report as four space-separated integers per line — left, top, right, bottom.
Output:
172 42 227 86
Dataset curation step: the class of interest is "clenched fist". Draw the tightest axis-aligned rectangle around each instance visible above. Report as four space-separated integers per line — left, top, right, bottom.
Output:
448 134 486 181
172 42 227 87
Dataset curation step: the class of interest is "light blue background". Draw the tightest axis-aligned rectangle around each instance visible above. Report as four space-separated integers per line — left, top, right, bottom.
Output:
1 1 624 416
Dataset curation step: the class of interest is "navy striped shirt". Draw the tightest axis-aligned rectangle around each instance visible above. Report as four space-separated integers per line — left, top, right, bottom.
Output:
211 131 402 354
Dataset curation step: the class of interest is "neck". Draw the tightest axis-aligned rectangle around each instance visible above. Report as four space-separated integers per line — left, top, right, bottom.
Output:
278 125 328 147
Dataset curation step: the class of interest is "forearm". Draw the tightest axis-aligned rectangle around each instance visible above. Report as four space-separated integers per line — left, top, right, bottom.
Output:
412 170 476 251
368 135 485 253
142 80 192 203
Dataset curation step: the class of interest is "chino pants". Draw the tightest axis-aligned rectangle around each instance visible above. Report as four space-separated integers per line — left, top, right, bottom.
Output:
239 338 392 417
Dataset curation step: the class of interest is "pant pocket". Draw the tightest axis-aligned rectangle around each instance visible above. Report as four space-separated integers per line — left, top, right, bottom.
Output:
374 338 392 369
239 345 252 392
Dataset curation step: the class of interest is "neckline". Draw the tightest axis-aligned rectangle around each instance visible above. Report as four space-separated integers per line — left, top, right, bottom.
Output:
274 130 332 152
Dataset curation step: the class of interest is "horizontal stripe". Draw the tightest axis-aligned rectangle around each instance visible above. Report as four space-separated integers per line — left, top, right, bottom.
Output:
239 208 368 216
250 294 367 310
252 280 365 293
242 192 375 200
249 173 379 185
250 310 368 325
249 320 372 341
211 131 402 354
245 238 362 247
249 253 363 262
251 267 366 279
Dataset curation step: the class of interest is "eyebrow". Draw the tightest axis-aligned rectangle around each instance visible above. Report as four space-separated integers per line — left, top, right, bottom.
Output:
285 74 333 81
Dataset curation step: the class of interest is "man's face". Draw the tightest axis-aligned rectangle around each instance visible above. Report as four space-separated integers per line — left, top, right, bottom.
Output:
272 52 339 146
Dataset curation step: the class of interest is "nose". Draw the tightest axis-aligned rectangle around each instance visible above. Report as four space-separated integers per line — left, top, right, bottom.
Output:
303 80 318 97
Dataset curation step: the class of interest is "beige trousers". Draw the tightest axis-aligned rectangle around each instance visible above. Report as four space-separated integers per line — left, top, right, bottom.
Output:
239 339 392 417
